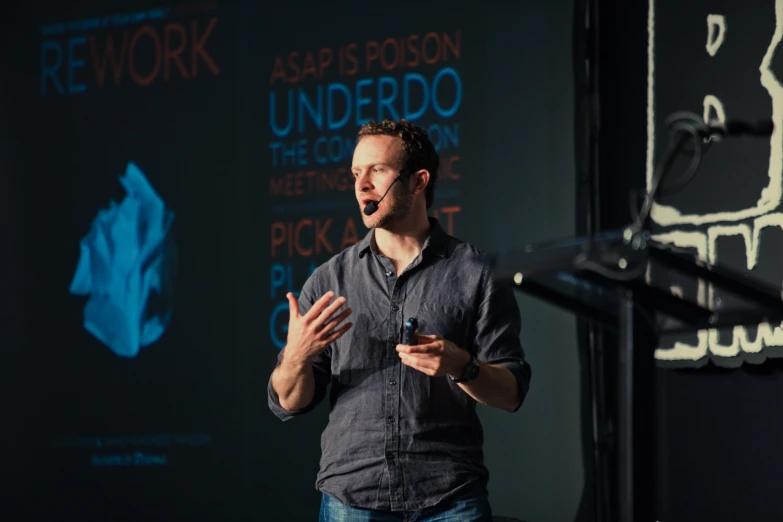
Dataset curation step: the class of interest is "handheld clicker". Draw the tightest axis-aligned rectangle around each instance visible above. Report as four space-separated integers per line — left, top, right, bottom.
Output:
403 318 419 345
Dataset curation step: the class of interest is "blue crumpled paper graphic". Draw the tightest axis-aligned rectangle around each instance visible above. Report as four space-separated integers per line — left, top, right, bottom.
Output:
69 162 177 358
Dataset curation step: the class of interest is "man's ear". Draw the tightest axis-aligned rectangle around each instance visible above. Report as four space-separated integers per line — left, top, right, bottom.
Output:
411 169 430 195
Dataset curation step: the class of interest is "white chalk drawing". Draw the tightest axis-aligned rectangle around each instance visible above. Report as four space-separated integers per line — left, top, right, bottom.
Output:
648 2 783 227
647 1 783 365
703 95 726 126
706 14 726 57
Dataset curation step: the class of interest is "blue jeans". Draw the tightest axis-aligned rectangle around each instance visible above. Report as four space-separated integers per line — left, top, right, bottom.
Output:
318 485 493 522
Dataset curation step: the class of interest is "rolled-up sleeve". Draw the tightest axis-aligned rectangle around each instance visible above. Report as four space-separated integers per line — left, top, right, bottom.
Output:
267 273 333 421
473 264 531 412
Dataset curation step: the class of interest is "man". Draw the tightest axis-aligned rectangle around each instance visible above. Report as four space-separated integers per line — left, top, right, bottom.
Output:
268 119 531 521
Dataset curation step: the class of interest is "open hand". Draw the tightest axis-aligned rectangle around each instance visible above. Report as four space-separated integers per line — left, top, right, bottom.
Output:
284 291 352 366
396 334 470 377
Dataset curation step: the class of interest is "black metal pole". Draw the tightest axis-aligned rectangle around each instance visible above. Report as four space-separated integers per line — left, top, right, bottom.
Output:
617 289 634 521
573 0 608 518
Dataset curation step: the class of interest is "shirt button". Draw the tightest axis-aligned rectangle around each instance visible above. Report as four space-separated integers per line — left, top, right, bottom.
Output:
389 379 397 385
392 305 399 312
386 416 395 423
385 270 392 277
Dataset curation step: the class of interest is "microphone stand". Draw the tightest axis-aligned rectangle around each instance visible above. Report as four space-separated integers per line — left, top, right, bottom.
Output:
491 109 774 522
614 111 714 522
624 112 711 252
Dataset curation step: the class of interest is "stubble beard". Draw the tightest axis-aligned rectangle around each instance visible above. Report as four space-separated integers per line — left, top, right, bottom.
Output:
362 188 414 229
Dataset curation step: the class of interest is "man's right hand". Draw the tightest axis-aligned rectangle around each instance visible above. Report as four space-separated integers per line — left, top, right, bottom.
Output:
283 291 352 366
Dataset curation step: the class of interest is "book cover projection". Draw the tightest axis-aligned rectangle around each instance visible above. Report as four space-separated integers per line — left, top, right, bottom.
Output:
69 162 178 358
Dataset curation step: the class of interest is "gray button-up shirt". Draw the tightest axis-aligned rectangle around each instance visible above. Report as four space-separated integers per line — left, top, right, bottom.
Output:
268 217 531 512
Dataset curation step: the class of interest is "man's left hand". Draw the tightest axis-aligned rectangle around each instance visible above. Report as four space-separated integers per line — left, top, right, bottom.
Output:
396 334 471 377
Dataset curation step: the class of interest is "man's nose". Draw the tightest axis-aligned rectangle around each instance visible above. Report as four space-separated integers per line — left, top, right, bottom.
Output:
356 173 373 191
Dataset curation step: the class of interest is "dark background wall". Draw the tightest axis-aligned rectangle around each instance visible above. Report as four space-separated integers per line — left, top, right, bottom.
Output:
2 1 583 521
1 4 26 508
474 5 583 521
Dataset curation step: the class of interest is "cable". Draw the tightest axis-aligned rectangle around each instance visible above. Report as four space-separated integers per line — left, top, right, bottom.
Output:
658 113 713 196
633 112 709 233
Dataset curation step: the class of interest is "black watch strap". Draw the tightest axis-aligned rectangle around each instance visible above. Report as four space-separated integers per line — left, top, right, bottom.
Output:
449 355 479 383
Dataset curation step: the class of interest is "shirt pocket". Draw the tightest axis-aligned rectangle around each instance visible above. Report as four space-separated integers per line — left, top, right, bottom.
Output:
414 304 468 351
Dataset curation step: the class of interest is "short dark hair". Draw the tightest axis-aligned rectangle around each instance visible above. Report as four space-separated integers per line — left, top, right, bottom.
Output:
356 119 439 209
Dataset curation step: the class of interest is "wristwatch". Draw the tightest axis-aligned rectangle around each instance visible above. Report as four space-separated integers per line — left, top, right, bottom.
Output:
448 355 480 383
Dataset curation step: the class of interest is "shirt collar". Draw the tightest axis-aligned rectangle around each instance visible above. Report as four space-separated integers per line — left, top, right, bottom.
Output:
357 217 450 259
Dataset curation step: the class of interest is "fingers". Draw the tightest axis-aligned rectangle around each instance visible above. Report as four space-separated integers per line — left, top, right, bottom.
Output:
307 291 339 319
398 352 436 375
323 322 353 344
312 295 349 329
288 291 348 325
396 342 440 355
320 308 352 335
286 292 299 318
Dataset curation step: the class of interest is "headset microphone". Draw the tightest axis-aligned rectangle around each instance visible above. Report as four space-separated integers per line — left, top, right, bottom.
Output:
363 170 410 216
